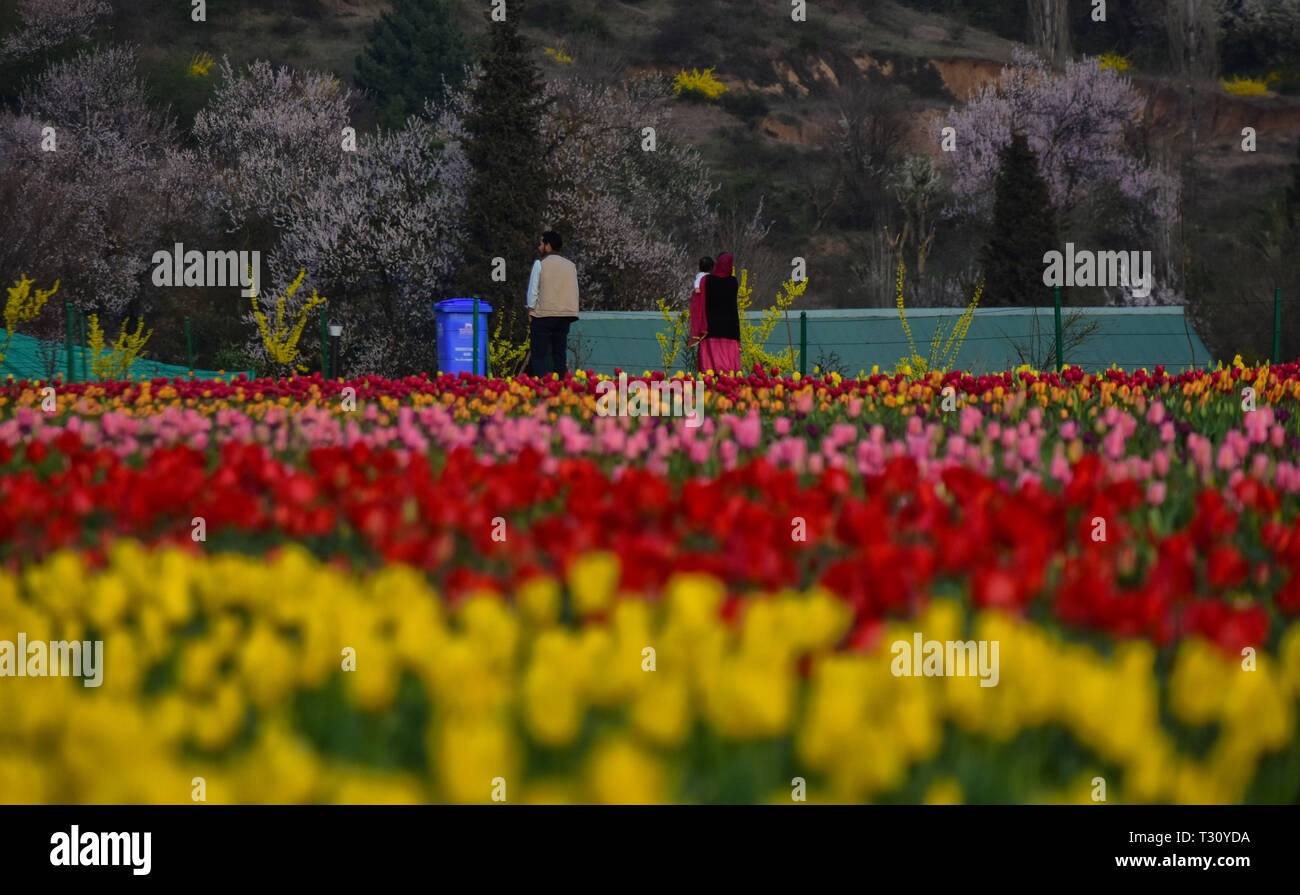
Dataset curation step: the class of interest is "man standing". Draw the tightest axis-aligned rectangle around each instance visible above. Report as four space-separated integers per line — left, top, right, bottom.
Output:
526 230 579 377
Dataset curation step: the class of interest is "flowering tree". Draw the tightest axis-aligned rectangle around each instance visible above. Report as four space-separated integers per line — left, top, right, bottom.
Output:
195 59 474 375
939 49 1179 245
0 0 111 62
268 102 472 375
20 45 176 154
194 58 354 242
0 47 207 323
538 75 717 311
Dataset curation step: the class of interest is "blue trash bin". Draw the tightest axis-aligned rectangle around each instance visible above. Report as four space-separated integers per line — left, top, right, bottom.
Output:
434 298 493 375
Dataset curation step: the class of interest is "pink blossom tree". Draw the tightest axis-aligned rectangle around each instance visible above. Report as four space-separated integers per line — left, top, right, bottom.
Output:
940 49 1178 231
938 49 1181 302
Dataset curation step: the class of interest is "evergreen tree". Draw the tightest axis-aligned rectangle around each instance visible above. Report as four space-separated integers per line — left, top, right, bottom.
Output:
355 0 470 130
1286 138 1300 233
979 131 1059 306
457 5 547 342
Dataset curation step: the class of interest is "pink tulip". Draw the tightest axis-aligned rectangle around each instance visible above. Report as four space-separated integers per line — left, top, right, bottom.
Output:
1103 428 1126 461
1153 450 1170 478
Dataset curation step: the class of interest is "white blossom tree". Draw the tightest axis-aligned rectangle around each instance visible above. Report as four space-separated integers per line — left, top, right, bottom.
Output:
0 0 111 62
538 74 717 311
268 102 473 375
1 46 208 323
188 57 725 370
194 58 354 242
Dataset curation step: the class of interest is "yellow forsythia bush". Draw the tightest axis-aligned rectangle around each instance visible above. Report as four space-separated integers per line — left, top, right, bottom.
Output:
673 67 728 100
2 274 57 369
87 314 153 380
251 268 327 371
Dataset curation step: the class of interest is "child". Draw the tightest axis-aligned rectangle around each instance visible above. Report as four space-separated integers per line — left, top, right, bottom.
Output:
688 256 713 366
694 256 713 292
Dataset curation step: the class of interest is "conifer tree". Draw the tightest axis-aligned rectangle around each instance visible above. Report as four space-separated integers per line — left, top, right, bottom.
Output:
979 132 1059 306
457 5 547 342
1286 138 1300 233
355 0 470 129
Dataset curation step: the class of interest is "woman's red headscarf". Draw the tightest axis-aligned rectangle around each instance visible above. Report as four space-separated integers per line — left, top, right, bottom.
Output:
713 252 734 278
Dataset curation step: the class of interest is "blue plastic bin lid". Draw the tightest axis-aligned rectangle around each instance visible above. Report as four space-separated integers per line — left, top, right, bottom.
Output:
435 298 494 313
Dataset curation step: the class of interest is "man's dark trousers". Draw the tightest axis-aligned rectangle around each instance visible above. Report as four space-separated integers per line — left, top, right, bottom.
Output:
530 316 575 377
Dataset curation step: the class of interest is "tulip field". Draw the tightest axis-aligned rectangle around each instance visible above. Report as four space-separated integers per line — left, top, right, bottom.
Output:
3 362 1300 805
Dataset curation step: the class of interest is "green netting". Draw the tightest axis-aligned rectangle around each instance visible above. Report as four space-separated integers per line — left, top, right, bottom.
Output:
2 307 1216 382
0 328 251 382
567 307 1213 376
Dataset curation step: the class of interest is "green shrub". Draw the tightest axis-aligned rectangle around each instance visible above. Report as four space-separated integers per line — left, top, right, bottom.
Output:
213 346 261 376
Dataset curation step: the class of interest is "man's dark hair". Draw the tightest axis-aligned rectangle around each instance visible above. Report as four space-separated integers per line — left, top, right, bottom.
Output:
699 256 714 273
542 230 563 252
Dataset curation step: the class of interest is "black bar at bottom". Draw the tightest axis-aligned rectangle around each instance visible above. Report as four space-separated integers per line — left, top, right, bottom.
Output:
0 805 1279 883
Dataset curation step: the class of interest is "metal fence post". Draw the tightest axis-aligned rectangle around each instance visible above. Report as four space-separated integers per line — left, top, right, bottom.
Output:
320 309 329 380
78 308 87 382
1274 287 1282 365
1053 285 1064 372
185 316 194 375
64 301 74 383
472 294 480 376
799 311 807 376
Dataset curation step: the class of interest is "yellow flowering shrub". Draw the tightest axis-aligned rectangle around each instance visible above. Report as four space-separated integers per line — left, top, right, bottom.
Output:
86 314 153 380
737 269 806 375
188 51 215 78
489 311 529 377
655 296 692 373
1 274 57 369
1098 52 1130 72
673 67 728 100
1221 75 1272 96
250 268 327 372
891 258 981 375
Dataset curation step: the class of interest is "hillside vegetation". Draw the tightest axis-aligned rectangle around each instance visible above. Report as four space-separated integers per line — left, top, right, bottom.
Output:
2 0 1299 368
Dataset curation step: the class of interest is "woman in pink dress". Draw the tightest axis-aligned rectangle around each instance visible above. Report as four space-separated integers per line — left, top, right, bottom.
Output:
698 252 741 374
